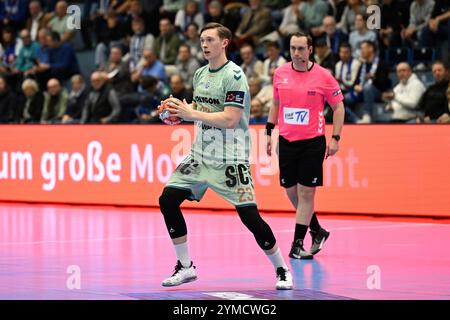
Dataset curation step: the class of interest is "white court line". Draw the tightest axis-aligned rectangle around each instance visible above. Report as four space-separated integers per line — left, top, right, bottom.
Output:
0 222 447 247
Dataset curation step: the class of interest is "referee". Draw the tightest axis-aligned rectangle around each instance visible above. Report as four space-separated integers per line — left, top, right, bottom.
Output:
266 32 345 259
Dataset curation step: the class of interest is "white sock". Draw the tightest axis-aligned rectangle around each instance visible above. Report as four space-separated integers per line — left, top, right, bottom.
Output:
266 248 288 271
174 242 191 268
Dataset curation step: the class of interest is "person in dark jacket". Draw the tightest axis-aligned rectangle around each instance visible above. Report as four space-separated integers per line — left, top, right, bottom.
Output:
21 78 44 123
80 71 121 124
417 60 450 123
0 76 15 123
62 74 89 124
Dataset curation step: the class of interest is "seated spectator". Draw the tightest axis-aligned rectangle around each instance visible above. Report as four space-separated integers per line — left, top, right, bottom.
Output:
81 71 121 124
313 16 348 60
240 43 264 80
204 1 227 26
47 1 76 45
0 76 15 123
0 26 23 73
94 11 128 69
184 22 204 64
41 78 68 124
313 38 336 73
26 1 52 41
174 0 204 33
159 0 185 24
401 0 434 47
379 0 410 49
15 29 40 76
0 0 28 30
298 0 329 34
248 76 273 115
234 0 273 46
100 46 133 96
326 0 347 22
131 48 167 85
174 44 200 90
123 0 153 36
383 62 426 123
249 99 269 124
349 14 377 59
34 31 80 86
62 74 89 124
337 0 366 34
419 0 450 58
135 75 162 124
416 60 450 123
169 73 193 102
154 18 181 65
345 41 390 123
261 41 286 84
335 42 361 94
21 78 44 123
128 16 154 72
278 0 303 38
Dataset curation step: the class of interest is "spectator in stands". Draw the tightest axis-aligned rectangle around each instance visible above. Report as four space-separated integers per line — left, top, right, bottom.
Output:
100 46 133 96
47 1 76 44
21 78 44 123
419 0 450 57
278 0 303 38
159 0 185 23
204 1 227 26
416 60 450 123
0 0 28 30
298 0 329 34
350 41 391 123
0 76 15 123
337 0 366 34
128 16 155 72
401 0 434 47
131 48 167 85
348 14 377 59
154 18 181 65
175 0 204 33
184 22 204 63
41 78 68 124
327 0 347 23
314 38 336 73
169 73 193 102
235 0 273 46
313 16 348 60
0 27 22 73
250 98 269 124
249 76 263 99
135 75 162 124
26 1 52 41
81 71 121 124
123 0 154 36
261 41 286 84
35 31 79 85
15 29 40 76
62 74 88 124
383 62 426 123
175 44 200 90
94 11 127 69
379 0 410 49
240 43 264 80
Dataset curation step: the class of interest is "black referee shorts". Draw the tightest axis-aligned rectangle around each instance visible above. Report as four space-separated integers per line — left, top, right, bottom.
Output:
278 135 326 188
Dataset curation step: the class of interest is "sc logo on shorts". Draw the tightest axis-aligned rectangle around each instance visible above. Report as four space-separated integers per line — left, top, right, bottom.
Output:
225 164 251 187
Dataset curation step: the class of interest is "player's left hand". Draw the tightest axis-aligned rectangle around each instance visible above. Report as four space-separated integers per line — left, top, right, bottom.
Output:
326 138 339 159
166 97 197 121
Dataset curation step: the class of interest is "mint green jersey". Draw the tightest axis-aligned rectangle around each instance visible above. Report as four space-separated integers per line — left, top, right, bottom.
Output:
190 60 251 164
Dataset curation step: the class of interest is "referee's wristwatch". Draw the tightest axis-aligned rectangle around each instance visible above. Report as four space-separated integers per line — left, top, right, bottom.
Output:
332 135 341 142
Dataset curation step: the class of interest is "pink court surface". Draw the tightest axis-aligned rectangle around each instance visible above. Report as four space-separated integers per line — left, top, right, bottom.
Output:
1 203 449 300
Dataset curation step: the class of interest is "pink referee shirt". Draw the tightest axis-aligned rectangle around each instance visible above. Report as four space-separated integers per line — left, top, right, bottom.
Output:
273 62 344 141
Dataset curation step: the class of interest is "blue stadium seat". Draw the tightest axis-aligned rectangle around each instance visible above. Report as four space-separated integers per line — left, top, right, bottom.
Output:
412 47 436 67
384 47 412 68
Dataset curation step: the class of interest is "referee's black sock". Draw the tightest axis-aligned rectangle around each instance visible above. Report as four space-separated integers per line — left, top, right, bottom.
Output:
309 213 321 233
294 224 308 242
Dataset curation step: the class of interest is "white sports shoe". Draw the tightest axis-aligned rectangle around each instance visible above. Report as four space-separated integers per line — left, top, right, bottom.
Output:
357 114 372 124
276 267 293 290
162 260 197 287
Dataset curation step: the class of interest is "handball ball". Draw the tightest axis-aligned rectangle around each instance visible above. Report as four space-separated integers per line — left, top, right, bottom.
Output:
159 99 182 125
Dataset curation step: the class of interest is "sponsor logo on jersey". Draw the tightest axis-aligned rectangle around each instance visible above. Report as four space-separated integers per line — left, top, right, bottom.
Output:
195 96 220 105
225 91 245 104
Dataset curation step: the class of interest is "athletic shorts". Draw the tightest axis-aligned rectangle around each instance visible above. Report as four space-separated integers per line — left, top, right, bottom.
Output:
165 155 257 207
278 135 326 188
